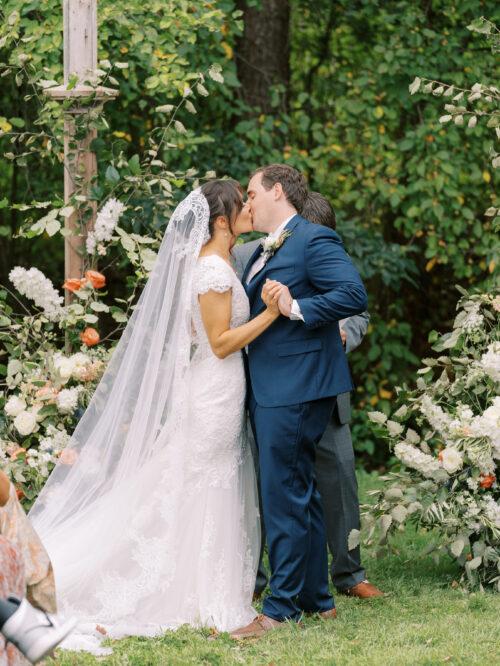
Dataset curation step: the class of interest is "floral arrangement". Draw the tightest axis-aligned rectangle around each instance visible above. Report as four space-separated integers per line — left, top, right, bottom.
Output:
0 343 108 506
364 289 499 590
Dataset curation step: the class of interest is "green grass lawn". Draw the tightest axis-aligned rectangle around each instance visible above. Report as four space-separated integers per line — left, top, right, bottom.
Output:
48 473 500 665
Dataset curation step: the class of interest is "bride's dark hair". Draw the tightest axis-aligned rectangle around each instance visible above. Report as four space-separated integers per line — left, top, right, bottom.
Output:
201 179 243 236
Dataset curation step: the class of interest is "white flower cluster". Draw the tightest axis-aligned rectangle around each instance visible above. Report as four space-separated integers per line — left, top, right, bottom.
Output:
440 447 463 474
86 198 126 255
56 387 82 414
419 395 453 437
469 397 500 459
482 495 500 530
394 442 443 480
478 342 500 384
9 266 64 321
460 303 484 333
25 448 54 478
5 396 41 437
53 352 91 383
39 425 70 456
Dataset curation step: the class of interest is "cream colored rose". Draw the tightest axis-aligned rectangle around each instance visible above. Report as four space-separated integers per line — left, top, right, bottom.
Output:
13 410 38 436
54 355 74 381
5 395 27 417
440 447 463 474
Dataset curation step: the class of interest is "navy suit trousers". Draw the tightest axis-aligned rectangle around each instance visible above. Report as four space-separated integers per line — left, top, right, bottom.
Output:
248 391 335 621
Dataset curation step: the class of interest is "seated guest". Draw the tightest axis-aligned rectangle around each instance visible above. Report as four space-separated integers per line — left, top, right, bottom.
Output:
0 472 75 664
0 471 56 613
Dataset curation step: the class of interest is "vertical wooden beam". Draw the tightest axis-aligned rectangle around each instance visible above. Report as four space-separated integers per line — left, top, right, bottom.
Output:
62 0 97 297
64 0 97 83
46 1 117 306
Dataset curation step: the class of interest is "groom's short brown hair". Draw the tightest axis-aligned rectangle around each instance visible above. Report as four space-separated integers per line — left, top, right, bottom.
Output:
251 164 308 213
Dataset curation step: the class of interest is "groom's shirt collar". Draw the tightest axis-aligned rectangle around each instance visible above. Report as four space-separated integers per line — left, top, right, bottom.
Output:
266 214 295 242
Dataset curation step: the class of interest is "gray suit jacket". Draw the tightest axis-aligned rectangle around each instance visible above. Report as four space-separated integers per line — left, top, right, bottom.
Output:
232 240 369 424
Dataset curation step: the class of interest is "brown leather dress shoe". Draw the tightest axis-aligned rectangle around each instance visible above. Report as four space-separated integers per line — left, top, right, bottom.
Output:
340 580 384 598
230 614 285 639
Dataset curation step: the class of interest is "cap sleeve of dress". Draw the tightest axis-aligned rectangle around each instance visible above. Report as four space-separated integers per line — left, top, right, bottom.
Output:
194 256 233 295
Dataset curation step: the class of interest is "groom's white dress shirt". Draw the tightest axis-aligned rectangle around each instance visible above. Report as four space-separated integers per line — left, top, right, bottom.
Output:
246 216 304 321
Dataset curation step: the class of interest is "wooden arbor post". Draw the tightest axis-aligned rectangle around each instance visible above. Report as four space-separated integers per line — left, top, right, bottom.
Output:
46 0 118 305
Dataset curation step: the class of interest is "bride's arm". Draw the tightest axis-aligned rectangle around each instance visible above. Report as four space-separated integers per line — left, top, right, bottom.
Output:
199 282 283 360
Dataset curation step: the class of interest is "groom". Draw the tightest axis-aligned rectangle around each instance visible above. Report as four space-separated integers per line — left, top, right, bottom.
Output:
231 164 368 638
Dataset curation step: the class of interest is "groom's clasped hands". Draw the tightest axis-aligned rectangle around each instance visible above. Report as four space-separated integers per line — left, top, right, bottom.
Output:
261 279 293 317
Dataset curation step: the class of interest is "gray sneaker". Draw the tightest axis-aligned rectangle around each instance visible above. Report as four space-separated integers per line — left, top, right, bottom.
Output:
2 597 76 664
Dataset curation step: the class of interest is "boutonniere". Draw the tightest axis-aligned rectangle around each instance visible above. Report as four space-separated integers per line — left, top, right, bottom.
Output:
260 230 292 262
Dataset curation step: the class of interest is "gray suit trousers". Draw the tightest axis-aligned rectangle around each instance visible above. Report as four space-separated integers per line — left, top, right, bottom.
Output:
315 395 366 590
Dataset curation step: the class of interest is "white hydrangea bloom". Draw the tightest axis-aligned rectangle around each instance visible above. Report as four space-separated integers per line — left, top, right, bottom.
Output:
478 342 500 383
393 404 408 419
467 477 479 491
39 425 70 458
9 266 64 321
470 397 500 458
482 496 500 529
368 411 387 425
86 198 126 254
387 420 404 437
394 442 443 480
5 395 27 417
56 387 80 414
405 428 420 444
460 303 484 333
420 395 453 436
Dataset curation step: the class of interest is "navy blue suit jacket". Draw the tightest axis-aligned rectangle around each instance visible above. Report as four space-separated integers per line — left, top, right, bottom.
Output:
243 215 367 408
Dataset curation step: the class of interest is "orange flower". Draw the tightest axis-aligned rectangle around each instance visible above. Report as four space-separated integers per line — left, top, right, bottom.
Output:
63 278 86 292
85 270 106 289
80 327 100 346
479 474 496 489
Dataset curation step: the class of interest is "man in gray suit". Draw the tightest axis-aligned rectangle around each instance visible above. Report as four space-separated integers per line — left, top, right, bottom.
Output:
232 192 383 599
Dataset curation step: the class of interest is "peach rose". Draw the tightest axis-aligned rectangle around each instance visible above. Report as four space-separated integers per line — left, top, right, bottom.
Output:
10 447 26 461
35 385 58 401
85 270 106 289
63 278 86 292
479 474 496 489
59 448 78 465
80 327 100 346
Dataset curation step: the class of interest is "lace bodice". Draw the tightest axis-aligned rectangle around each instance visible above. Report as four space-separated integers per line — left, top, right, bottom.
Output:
191 255 250 362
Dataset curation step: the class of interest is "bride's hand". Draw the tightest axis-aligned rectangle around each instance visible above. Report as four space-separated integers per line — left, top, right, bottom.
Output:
261 279 285 316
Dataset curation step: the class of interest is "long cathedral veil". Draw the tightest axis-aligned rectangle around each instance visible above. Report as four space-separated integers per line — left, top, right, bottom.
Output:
30 188 211 551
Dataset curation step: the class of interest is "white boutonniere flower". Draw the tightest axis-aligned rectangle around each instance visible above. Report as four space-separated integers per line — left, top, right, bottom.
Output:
260 230 292 263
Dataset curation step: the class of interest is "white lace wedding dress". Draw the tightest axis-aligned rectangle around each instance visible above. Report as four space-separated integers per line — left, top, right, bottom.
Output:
46 255 259 654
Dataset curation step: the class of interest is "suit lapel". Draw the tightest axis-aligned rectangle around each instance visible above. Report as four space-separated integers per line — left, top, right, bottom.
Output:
245 214 302 302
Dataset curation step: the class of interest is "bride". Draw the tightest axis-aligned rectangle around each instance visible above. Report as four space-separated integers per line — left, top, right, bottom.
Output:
29 180 283 654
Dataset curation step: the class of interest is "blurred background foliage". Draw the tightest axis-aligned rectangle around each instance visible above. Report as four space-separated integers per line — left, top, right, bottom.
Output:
0 0 498 467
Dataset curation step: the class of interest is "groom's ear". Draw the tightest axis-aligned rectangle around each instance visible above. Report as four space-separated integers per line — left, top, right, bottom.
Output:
273 182 284 201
